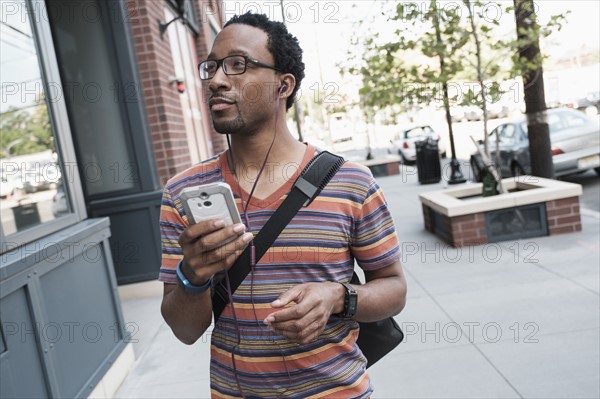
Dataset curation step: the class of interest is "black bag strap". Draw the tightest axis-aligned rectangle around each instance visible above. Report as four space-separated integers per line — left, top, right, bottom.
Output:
212 151 345 321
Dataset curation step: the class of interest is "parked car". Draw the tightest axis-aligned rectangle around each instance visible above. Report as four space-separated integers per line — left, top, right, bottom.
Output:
0 175 15 198
486 101 510 119
390 125 447 164
563 91 600 117
51 184 68 217
13 170 52 194
464 105 484 121
470 108 600 181
450 105 468 123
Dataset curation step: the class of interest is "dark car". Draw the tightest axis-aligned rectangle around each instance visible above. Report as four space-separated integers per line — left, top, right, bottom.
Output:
470 108 600 181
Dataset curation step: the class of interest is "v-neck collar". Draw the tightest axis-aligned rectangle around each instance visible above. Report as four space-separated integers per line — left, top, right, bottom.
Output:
218 143 316 210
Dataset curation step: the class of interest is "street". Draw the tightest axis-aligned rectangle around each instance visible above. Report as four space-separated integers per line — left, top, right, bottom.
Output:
562 169 600 212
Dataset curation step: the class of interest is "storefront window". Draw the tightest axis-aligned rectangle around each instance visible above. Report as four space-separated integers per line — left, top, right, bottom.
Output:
48 0 138 198
1 0 84 243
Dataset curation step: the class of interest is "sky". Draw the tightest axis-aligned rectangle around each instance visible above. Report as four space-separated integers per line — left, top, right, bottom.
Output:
2 1 597 115
225 1 600 93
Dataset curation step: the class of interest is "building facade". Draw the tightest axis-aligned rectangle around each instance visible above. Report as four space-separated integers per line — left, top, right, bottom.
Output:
0 0 224 396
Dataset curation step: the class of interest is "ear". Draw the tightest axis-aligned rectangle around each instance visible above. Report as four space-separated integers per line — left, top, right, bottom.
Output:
279 74 295 97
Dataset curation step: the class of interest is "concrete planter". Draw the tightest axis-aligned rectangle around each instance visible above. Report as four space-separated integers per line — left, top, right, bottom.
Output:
357 156 401 177
419 177 583 247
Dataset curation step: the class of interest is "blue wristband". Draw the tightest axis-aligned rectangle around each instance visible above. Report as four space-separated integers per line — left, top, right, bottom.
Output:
176 259 213 294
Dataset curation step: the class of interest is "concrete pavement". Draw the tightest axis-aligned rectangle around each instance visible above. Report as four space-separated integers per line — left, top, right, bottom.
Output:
114 164 600 398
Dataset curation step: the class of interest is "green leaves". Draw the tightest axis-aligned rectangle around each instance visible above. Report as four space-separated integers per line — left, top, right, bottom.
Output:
340 1 567 125
0 104 53 158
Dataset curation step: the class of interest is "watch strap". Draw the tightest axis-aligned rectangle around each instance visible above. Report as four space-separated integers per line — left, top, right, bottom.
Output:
339 281 358 318
176 259 213 294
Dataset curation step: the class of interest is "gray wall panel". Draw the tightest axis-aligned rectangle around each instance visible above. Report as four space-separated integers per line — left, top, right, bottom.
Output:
0 288 49 399
38 251 119 398
1 219 127 398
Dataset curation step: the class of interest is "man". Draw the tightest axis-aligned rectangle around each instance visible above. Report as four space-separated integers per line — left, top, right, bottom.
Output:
159 12 407 398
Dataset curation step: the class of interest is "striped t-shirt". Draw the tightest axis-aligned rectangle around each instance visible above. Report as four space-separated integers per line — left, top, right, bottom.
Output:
159 143 401 398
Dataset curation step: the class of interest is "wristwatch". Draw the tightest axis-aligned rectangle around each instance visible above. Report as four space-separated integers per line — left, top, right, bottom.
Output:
338 282 358 318
176 259 213 294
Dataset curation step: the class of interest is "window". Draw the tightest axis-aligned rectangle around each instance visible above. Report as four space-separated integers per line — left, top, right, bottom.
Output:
406 127 426 139
498 124 520 144
520 113 564 135
166 0 200 34
560 110 588 129
547 113 564 133
1 0 85 247
48 0 140 198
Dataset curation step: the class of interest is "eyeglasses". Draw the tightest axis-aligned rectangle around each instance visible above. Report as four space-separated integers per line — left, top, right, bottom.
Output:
198 55 280 80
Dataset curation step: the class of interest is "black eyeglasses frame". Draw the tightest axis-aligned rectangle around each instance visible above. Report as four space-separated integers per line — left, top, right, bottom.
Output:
198 55 280 80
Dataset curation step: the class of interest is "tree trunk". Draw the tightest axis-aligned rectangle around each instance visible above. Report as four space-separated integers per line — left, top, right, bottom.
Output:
433 1 465 184
514 0 553 178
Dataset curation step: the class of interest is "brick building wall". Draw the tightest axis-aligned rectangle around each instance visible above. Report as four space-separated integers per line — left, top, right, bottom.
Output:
193 0 229 155
127 0 226 185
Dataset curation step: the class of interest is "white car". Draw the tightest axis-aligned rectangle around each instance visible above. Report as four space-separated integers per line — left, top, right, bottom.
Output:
0 175 15 198
51 185 68 217
390 125 447 164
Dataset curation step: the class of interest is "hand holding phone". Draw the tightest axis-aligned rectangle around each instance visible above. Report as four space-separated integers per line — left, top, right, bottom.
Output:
180 182 242 226
177 183 252 284
180 182 245 251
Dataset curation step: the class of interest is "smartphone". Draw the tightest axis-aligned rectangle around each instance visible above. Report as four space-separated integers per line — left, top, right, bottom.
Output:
180 182 242 227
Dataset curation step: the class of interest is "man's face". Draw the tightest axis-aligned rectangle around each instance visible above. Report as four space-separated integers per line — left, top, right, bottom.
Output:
205 24 280 135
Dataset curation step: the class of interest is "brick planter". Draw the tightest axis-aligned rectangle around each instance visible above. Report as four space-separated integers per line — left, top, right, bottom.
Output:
420 177 583 247
546 197 582 235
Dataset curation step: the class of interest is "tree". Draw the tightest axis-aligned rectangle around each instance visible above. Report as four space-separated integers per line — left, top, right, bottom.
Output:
462 1 566 179
511 0 563 178
0 103 53 158
343 0 567 183
462 0 500 165
345 0 470 183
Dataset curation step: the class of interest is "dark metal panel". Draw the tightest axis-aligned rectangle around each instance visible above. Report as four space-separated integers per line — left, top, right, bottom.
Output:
1 218 111 282
0 355 17 398
89 190 163 284
485 203 548 242
37 251 119 398
1 219 128 398
0 288 50 399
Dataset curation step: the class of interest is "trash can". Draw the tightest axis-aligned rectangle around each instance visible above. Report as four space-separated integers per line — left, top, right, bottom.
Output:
12 203 40 230
415 138 441 184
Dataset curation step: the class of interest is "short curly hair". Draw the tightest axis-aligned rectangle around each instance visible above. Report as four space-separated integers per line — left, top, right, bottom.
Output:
224 12 305 110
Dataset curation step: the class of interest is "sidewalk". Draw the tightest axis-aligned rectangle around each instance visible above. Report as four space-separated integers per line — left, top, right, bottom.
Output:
114 165 600 398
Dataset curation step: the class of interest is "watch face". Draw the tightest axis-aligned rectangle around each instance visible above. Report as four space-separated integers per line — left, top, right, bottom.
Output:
347 293 358 317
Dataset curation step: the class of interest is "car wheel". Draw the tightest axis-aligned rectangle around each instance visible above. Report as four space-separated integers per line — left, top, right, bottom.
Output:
511 163 525 177
400 152 409 165
595 167 600 176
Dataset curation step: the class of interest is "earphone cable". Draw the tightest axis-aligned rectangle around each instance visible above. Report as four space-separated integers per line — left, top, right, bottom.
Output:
223 86 287 397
